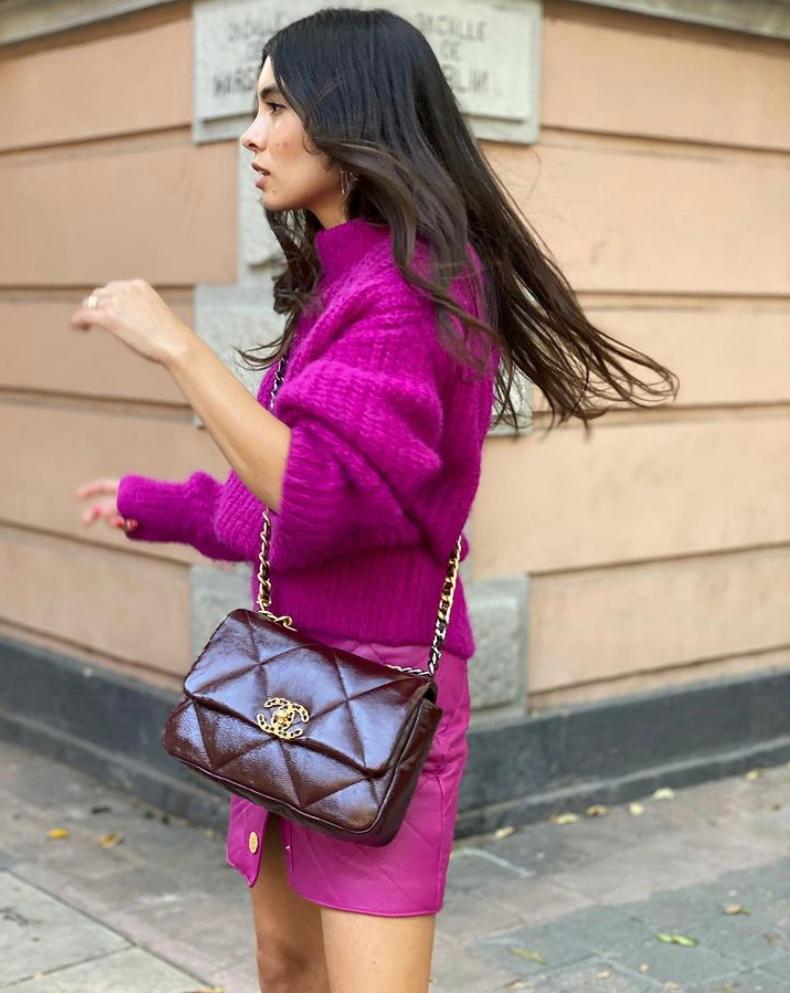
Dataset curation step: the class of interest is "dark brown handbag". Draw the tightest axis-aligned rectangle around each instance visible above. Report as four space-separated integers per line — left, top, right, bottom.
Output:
161 342 463 846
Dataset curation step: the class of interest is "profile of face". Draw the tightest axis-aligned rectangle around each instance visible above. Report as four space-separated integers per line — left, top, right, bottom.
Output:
240 56 346 228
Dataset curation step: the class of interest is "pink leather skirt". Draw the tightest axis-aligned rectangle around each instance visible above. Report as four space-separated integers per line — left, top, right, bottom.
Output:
225 631 471 916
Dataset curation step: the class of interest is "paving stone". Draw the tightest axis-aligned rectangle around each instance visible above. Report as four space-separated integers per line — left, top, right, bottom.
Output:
2 946 206 992
437 888 525 942
619 885 739 933
467 875 596 927
756 954 790 982
539 904 660 958
669 823 788 876
3 740 790 993
678 898 790 968
490 958 666 992
471 818 630 879
447 845 536 892
675 865 790 914
475 920 597 978
611 930 753 986
428 932 523 993
744 862 790 903
549 836 734 906
682 968 790 992
0 872 129 986
11 859 256 982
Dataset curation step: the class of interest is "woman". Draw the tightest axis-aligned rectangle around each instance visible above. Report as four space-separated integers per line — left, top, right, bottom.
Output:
72 8 678 993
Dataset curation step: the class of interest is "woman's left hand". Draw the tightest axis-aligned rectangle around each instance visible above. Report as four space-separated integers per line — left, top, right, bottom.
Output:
70 279 193 367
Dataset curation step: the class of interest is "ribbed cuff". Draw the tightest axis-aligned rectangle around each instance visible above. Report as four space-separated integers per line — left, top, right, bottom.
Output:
116 474 196 545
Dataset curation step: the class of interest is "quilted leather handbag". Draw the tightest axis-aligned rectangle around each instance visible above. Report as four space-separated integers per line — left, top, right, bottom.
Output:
161 340 464 846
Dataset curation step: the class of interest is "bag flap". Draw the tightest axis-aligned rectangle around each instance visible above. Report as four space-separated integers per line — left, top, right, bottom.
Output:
183 609 437 777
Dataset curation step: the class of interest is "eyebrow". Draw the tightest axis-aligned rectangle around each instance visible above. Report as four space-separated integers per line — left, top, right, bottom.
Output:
257 84 283 101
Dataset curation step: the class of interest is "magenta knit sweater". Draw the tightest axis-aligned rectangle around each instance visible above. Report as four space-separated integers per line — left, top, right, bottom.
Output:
117 217 499 659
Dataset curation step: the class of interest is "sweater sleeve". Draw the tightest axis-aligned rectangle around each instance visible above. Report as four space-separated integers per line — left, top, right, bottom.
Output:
266 294 448 571
116 470 248 562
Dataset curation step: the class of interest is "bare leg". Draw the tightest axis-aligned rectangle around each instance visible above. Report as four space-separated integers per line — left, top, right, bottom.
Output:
249 813 331 993
319 905 436 993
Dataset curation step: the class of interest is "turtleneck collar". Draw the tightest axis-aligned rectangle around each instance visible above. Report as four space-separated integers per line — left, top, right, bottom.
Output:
314 216 392 287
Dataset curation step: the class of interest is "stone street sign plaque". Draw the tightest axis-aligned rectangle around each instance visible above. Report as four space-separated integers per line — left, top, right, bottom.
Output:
194 0 541 144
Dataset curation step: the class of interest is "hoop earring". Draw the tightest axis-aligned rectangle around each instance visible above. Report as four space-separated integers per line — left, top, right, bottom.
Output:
340 168 358 196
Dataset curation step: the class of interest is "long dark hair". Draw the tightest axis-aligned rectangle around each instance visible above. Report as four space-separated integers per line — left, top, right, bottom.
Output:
236 6 679 435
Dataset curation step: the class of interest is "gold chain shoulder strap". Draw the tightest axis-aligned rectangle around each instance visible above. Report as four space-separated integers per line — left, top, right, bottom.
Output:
253 343 463 678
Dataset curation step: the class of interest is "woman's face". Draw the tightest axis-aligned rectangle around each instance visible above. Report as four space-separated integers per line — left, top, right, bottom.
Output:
240 56 346 228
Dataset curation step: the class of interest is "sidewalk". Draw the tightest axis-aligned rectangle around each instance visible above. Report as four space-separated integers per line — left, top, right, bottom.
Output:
1 738 789 993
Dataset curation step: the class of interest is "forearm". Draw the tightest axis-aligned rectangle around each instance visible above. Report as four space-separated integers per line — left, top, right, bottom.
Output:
164 332 291 513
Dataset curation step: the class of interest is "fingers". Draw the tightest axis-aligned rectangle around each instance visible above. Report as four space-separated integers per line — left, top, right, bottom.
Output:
75 479 136 532
80 504 102 525
79 502 115 526
75 477 120 498
79 505 138 531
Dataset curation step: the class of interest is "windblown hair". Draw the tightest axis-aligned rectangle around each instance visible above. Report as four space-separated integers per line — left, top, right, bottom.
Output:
236 6 679 434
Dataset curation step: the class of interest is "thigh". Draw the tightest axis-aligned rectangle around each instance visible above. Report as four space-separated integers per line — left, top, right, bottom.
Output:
249 811 327 970
319 905 436 993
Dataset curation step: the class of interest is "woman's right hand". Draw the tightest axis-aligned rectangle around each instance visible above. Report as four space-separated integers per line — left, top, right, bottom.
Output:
75 476 138 533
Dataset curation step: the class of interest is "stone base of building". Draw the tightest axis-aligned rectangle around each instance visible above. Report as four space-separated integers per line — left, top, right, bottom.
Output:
2 635 789 839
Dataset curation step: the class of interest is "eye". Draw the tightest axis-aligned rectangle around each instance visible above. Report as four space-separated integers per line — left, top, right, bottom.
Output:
266 101 285 115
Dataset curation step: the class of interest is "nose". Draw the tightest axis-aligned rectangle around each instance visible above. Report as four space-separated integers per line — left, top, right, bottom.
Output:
240 117 266 153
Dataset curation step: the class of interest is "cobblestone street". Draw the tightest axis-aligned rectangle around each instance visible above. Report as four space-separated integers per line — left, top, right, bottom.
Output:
2 741 789 992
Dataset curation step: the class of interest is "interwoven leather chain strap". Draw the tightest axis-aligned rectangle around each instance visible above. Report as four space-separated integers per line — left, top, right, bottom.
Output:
160 337 465 845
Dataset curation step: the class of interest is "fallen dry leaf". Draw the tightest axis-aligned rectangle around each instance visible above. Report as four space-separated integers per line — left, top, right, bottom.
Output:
723 903 750 915
744 768 765 781
549 812 579 825
628 802 645 816
493 825 515 840
597 967 613 978
97 832 123 848
652 787 675 800
664 982 681 991
655 931 698 946
639 963 650 972
585 804 609 817
508 945 546 963
46 828 70 840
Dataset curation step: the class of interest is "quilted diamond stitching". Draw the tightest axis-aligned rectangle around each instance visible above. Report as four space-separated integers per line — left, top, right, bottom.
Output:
300 768 379 813
326 651 368 768
272 731 305 807
209 725 279 775
187 701 214 766
192 617 428 774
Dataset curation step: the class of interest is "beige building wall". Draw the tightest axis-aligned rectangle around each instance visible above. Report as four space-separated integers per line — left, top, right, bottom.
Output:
2 1 788 711
479 1 790 710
